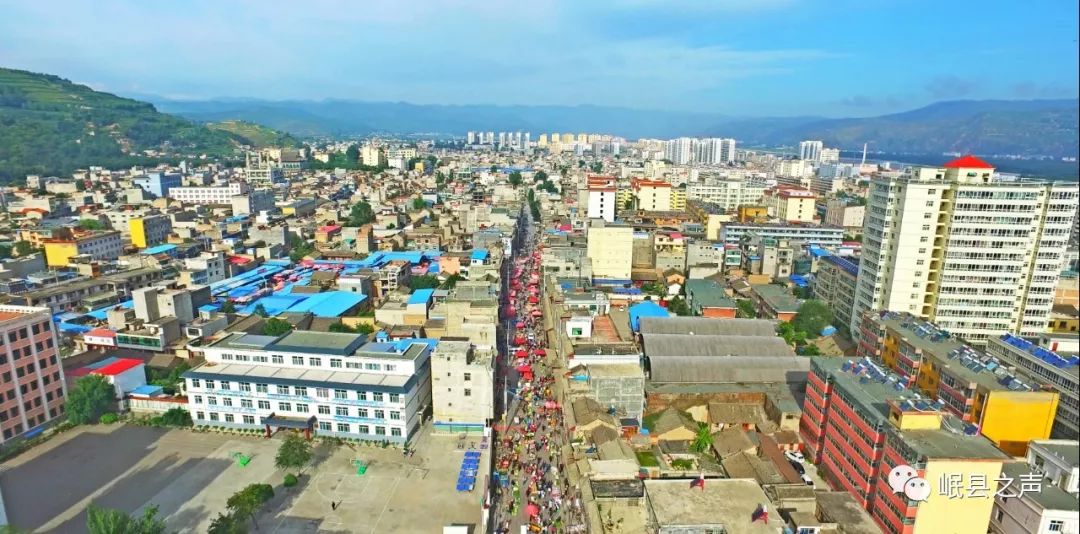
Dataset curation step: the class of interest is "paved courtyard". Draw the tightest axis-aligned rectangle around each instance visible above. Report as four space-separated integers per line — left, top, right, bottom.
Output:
0 423 488 533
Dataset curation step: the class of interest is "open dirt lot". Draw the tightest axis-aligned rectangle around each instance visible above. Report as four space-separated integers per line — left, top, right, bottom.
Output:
0 423 489 533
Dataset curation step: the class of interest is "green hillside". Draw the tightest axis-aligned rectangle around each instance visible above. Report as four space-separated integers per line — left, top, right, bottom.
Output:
206 120 299 148
0 68 289 182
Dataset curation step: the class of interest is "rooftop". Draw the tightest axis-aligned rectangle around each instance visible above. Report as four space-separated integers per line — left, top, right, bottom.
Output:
643 478 777 533
943 154 994 169
1001 462 1079 512
901 428 1010 461
751 284 800 313
639 317 777 337
184 362 411 390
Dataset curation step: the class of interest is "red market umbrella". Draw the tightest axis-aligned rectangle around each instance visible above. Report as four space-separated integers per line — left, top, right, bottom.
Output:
515 321 525 329
514 336 526 346
515 349 528 358
531 310 543 317
533 348 546 356
515 364 533 374
528 296 539 304
526 504 540 517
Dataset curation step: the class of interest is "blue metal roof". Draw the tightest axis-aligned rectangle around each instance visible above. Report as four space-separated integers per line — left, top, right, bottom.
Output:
470 249 489 261
628 300 670 332
822 255 859 278
141 244 177 255
407 289 436 305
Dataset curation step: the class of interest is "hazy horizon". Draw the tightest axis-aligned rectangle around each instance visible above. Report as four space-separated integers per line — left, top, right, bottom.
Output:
2 0 1077 118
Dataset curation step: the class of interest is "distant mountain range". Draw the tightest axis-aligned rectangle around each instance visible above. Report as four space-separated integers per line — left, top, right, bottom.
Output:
154 96 1080 160
0 68 294 181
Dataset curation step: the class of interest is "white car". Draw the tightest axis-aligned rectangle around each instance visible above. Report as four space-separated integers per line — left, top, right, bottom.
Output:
785 450 805 464
801 473 815 486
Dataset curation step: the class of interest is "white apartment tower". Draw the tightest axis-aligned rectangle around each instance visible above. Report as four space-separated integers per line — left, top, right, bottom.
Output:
586 176 617 223
664 138 693 165
851 155 1078 345
693 138 737 165
799 140 824 162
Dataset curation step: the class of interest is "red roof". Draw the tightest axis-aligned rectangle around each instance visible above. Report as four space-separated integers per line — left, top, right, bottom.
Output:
943 155 993 169
93 358 143 376
85 328 116 338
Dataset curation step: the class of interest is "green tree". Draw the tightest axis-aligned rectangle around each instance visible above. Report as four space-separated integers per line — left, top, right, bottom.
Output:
253 304 270 318
221 300 237 314
275 432 313 476
412 198 427 210
208 513 247 534
791 300 834 338
800 344 822 356
777 322 808 345
262 318 292 336
355 323 375 335
67 374 115 425
623 199 635 210
667 297 691 316
441 273 464 289
0 245 12 260
590 161 603 173
328 322 358 333
508 172 523 187
345 144 360 163
346 201 375 226
690 422 714 453
227 484 275 531
534 170 548 182
736 299 757 318
490 165 498 173
160 407 194 427
86 504 166 534
13 241 35 257
408 275 440 290
78 219 104 231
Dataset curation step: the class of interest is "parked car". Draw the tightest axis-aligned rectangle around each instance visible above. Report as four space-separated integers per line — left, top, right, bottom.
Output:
789 460 806 475
785 450 805 464
801 473 815 486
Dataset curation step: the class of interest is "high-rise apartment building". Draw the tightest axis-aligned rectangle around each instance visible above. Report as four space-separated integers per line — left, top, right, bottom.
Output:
686 178 767 210
0 306 67 443
851 156 1078 345
664 138 693 165
587 222 633 282
466 131 476 144
799 140 824 162
692 138 737 165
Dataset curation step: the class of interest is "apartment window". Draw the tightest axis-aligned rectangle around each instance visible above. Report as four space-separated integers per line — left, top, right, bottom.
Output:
375 426 386 436
241 399 253 409
224 414 234 423
334 389 348 400
193 395 203 404
385 364 396 372
222 354 234 361
924 212 932 219
207 396 218 406
272 355 284 364
258 401 271 410
295 403 309 413
389 393 400 403
464 373 471 381
336 407 349 417
337 423 350 433
358 424 369 434
318 405 331 415
390 411 401 421
373 392 384 402
364 363 381 371
219 381 231 391
925 201 934 207
243 415 255 425
919 236 928 242
374 409 385 419
223 398 233 407
330 359 343 369
256 383 268 393
205 380 216 389
291 356 304 366
1049 521 1064 532
276 385 290 395
357 392 368 401
358 408 369 418
239 382 251 392
308 358 322 367
209 413 219 421
318 421 332 431
196 411 205 420
295 386 308 397
391 428 402 437
278 402 291 411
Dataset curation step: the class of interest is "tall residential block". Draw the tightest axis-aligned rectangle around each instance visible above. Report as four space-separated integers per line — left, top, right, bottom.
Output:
129 214 172 249
585 175 617 222
857 311 1059 455
799 140 824 162
0 306 66 443
802 357 1009 534
430 339 494 434
851 156 1079 345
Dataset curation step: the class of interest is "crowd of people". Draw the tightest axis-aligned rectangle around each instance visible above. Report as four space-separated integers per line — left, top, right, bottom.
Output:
491 227 582 534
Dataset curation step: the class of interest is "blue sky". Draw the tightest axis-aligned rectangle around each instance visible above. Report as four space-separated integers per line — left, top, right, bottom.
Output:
1 0 1077 116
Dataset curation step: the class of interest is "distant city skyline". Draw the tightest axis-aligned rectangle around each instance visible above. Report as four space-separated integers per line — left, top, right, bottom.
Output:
1 0 1077 117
